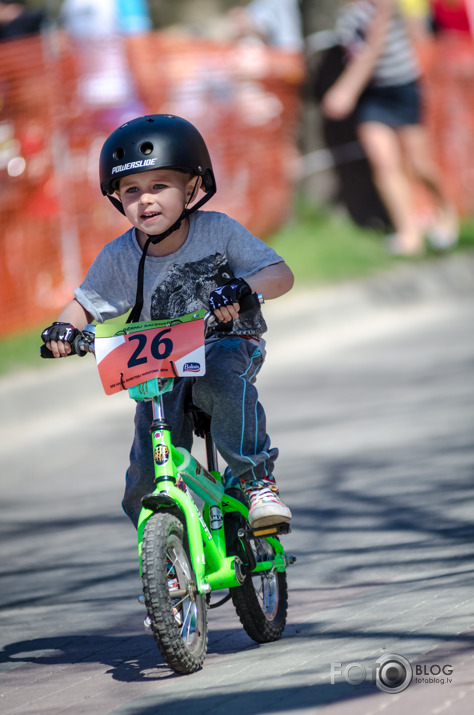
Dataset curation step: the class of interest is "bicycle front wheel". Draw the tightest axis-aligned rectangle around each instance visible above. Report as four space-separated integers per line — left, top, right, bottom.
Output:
141 512 208 673
231 536 288 643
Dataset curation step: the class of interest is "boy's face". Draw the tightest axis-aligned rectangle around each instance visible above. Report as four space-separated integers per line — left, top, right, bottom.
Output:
115 169 199 236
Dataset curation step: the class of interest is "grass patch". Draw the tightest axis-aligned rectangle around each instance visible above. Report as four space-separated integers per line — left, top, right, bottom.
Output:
1 202 473 377
0 324 52 377
458 217 474 249
270 202 393 286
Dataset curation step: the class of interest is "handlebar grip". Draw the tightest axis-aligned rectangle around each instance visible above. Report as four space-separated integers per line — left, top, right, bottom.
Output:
71 334 87 357
239 292 263 314
40 344 55 359
40 337 87 359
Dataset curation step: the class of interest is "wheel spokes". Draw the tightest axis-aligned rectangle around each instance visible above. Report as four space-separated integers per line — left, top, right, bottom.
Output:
180 599 198 644
254 570 279 619
166 544 200 645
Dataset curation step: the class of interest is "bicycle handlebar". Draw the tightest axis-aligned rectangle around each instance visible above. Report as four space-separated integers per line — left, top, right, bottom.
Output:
40 292 264 359
236 291 263 314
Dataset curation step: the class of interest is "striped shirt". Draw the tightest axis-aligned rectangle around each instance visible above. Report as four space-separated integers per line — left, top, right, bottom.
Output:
336 0 420 87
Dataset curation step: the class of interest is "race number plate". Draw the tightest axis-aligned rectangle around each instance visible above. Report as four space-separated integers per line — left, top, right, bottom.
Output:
94 311 206 395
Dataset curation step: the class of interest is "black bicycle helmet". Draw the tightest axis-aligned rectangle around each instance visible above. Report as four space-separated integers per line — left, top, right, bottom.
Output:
99 114 216 216
99 115 217 324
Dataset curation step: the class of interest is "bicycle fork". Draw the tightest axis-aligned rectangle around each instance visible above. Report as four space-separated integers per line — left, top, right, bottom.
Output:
136 385 246 595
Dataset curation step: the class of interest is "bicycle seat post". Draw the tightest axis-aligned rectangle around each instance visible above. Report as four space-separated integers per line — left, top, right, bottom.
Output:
189 405 219 473
205 430 218 473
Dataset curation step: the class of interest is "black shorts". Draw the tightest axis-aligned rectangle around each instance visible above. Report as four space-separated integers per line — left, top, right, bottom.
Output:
355 80 422 128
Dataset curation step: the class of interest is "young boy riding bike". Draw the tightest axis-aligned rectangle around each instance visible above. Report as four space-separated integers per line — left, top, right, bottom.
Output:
41 114 294 530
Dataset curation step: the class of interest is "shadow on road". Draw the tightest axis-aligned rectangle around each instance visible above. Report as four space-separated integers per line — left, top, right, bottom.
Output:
2 627 473 712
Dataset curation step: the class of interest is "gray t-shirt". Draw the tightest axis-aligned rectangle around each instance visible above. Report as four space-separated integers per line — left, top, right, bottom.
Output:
74 210 283 338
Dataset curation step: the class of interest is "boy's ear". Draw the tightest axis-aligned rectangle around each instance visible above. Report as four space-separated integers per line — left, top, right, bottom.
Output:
186 176 202 203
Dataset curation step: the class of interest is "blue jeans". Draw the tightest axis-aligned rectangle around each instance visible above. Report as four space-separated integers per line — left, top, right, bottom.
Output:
122 336 278 527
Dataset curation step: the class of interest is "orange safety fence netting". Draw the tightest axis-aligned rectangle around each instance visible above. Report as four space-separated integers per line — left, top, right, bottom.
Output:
422 34 474 217
0 31 304 336
1 32 474 338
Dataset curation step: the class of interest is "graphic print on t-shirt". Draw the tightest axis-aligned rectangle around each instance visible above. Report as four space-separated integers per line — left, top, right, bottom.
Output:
149 253 265 336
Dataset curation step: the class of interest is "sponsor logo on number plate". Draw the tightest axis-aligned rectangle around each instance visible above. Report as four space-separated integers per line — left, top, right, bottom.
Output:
183 362 201 372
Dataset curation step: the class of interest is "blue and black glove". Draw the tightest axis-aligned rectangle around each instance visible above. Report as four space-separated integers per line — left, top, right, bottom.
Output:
209 278 252 312
41 322 80 345
41 322 80 358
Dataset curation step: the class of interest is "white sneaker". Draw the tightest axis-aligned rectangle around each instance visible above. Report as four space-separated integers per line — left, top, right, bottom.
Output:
138 595 154 635
144 614 153 634
138 573 179 634
244 481 292 528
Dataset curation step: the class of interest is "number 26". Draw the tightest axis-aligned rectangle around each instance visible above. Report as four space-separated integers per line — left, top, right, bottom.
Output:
128 329 173 368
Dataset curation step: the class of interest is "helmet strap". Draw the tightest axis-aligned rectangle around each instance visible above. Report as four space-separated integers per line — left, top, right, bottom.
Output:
126 211 186 323
126 181 216 324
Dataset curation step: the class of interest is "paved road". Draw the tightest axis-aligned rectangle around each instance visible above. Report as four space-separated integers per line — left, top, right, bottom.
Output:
0 267 473 714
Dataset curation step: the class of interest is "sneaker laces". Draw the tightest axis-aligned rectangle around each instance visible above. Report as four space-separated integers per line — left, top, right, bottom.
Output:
245 481 281 506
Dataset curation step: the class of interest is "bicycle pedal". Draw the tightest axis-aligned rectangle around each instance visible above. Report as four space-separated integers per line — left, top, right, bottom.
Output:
251 522 291 538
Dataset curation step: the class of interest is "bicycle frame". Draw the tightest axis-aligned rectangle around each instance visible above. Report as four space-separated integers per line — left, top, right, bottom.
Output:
45 303 295 672
132 377 288 597
70 305 292 603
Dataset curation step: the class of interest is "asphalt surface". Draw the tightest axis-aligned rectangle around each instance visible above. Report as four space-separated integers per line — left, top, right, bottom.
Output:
0 252 473 714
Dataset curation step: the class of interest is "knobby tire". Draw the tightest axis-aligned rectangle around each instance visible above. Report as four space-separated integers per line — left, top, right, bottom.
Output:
141 512 208 674
231 537 288 642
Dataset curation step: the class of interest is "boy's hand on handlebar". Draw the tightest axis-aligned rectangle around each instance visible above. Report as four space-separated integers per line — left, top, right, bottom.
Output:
209 278 251 323
212 303 240 323
41 322 80 358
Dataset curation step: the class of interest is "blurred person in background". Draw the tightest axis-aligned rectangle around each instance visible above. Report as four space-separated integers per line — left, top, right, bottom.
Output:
400 0 473 38
60 0 151 128
0 0 45 41
227 0 303 50
322 0 458 255
60 0 152 37
430 0 473 34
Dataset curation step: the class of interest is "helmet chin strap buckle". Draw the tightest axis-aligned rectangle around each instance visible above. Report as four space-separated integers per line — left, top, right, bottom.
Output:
147 210 185 244
148 221 181 245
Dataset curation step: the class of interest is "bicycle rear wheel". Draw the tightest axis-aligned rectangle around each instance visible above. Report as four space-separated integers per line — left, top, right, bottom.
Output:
231 536 288 642
141 512 208 673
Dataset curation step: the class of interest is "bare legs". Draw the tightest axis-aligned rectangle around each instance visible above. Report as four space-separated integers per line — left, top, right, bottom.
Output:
357 121 458 254
398 124 458 249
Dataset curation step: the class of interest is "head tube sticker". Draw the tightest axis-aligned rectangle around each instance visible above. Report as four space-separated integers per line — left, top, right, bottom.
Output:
154 444 170 465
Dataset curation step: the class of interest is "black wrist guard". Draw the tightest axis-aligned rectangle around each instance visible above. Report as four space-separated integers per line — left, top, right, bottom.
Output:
41 322 80 345
209 278 252 311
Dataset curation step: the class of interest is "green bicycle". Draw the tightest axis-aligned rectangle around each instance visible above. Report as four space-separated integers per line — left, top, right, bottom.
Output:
66 295 296 674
